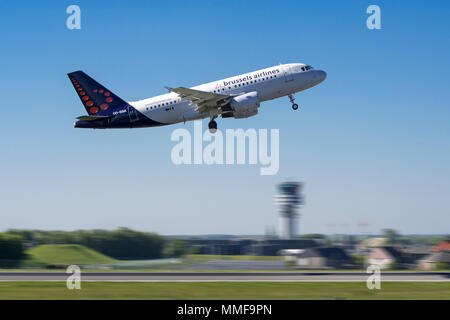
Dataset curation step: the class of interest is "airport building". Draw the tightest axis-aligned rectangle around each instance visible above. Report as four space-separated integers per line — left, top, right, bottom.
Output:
186 238 319 256
275 182 303 239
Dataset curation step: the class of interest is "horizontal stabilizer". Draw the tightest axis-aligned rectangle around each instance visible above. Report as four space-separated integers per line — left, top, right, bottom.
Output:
76 115 110 121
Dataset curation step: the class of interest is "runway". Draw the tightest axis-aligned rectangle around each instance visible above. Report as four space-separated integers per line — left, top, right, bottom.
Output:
0 272 449 282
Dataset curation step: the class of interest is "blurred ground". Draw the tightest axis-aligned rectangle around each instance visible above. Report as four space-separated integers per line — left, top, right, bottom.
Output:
179 260 285 270
0 282 449 299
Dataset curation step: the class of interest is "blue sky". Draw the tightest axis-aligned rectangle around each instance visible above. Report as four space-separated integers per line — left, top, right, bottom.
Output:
0 0 448 235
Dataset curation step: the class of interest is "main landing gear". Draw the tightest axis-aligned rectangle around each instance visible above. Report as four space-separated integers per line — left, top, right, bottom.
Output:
288 94 299 110
208 116 218 133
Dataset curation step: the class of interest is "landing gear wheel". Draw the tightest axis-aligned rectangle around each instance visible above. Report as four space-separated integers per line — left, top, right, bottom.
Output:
288 94 297 110
208 120 217 133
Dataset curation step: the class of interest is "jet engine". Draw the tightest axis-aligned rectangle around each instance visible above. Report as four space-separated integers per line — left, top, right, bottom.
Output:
226 91 260 119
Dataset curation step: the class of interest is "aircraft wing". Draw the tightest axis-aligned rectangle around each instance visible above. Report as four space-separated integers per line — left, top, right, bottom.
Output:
167 87 232 113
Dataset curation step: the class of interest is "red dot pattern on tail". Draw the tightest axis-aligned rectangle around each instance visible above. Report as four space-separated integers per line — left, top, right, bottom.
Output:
71 77 119 115
90 107 98 114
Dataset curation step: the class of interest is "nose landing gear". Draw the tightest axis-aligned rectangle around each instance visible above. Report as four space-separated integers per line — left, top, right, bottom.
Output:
288 94 299 110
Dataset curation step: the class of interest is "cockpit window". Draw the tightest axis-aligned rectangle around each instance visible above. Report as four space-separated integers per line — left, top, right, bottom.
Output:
297 65 313 72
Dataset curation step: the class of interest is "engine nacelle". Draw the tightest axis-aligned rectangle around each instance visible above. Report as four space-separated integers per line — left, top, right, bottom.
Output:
229 91 260 119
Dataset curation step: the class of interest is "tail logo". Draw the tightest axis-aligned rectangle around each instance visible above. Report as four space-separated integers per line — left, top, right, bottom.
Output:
70 76 113 114
68 70 130 116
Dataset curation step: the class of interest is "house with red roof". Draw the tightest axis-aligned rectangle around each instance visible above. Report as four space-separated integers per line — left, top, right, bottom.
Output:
431 239 450 252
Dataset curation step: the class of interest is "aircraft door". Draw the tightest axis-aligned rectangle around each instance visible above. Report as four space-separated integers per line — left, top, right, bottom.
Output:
128 105 140 122
284 66 294 82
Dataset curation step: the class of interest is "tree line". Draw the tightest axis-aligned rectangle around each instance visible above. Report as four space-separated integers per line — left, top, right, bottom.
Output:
0 233 27 267
2 228 187 265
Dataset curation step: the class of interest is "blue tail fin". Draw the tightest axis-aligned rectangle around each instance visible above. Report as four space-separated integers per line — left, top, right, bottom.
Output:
67 71 128 115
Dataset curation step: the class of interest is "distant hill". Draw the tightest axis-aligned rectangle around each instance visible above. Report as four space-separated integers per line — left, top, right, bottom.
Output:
27 244 117 266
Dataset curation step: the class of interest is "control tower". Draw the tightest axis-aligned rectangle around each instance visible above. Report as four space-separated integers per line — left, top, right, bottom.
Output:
274 182 303 239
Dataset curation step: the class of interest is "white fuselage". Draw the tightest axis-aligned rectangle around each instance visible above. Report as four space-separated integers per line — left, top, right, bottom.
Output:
130 63 326 125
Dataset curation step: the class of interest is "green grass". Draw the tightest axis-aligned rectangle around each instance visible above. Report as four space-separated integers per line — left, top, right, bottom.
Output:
0 282 448 299
1 268 448 273
186 254 282 261
26 244 117 266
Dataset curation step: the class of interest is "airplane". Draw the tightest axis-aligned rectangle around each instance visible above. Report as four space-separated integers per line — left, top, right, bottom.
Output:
68 63 326 132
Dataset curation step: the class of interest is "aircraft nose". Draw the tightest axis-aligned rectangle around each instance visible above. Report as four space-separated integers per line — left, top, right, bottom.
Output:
317 70 327 82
